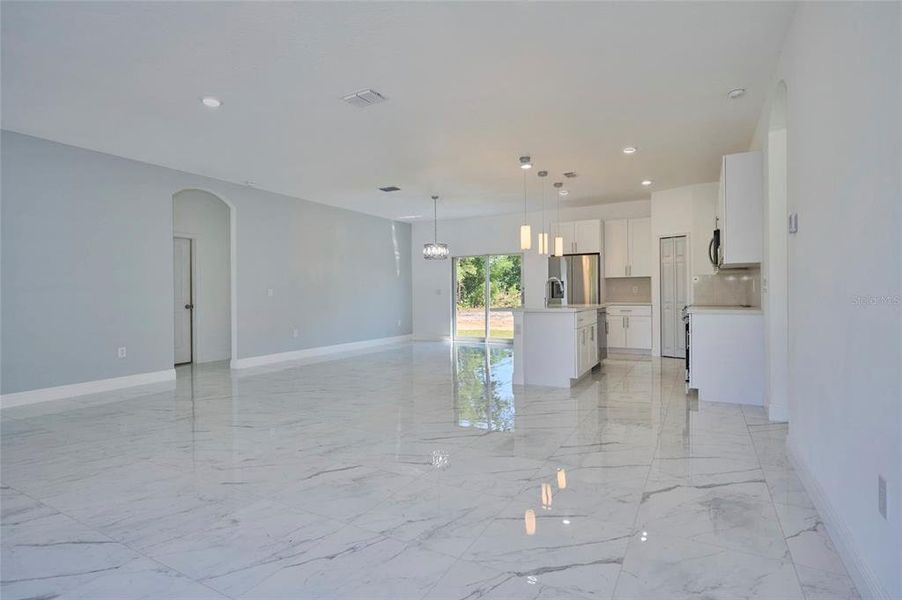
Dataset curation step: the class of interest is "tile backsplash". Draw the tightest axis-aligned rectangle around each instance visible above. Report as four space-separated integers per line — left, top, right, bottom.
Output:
605 277 652 303
692 267 761 307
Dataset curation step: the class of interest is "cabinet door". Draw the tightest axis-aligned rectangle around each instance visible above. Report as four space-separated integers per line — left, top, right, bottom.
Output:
574 220 602 254
626 315 652 350
604 219 629 277
627 217 652 277
589 323 598 366
555 222 576 254
575 326 587 375
721 151 763 265
607 315 627 348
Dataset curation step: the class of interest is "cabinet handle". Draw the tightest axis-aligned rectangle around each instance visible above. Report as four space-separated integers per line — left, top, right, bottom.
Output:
590 327 594 341
622 316 626 329
625 316 629 328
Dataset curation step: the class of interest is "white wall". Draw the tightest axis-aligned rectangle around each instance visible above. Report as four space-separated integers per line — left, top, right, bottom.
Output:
173 190 231 363
649 182 718 356
1 132 412 394
412 200 649 340
749 3 901 597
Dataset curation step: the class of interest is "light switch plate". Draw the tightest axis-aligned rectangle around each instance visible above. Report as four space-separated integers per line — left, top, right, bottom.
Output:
878 475 887 519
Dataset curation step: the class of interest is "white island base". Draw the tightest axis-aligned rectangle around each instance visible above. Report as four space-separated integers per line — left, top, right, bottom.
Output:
513 307 600 387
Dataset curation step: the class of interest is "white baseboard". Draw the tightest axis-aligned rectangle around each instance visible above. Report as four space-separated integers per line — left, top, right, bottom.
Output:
230 334 412 369
411 335 452 342
1 369 176 409
767 402 789 423
787 440 889 600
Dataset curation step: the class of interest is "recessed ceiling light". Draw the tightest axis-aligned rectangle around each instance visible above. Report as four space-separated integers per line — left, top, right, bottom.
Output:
201 96 222 108
622 146 637 155
564 172 578 178
519 156 532 170
727 88 746 99
562 519 571 525
641 180 653 186
559 189 569 196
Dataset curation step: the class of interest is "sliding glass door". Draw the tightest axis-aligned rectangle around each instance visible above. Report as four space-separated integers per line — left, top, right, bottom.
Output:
453 254 522 342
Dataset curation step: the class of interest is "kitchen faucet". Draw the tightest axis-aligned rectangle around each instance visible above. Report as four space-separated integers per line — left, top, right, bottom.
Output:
545 277 565 307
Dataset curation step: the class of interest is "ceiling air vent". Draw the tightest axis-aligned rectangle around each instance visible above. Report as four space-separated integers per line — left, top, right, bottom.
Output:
564 172 578 178
342 89 387 108
379 186 401 192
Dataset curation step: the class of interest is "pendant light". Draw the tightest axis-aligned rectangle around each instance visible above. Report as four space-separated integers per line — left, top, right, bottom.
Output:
519 157 532 250
553 182 565 257
536 170 549 255
423 195 449 260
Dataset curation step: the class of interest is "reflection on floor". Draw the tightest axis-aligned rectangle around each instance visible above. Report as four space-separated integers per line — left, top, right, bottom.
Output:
1 343 859 599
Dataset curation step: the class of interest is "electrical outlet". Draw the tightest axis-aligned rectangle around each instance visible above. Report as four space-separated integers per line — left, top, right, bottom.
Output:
267 288 274 297
631 286 638 294
878 475 887 519
435 289 442 296
292 328 299 338
117 347 127 359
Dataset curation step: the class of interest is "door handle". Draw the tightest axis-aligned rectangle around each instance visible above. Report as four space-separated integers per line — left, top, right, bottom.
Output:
185 304 194 310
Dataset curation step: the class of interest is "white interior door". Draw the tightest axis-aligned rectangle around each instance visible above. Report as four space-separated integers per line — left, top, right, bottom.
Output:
173 237 193 364
660 236 687 358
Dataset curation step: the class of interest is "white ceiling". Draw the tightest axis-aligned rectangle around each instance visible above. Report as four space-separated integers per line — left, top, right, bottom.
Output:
1 1 794 220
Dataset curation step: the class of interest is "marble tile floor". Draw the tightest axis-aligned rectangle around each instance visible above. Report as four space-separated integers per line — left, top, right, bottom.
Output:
1 342 860 599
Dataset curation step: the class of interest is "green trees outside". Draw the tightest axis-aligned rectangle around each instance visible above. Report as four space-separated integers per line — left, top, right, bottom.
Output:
455 254 522 309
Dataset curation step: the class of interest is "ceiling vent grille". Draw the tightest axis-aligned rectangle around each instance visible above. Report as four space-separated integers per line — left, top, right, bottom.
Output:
342 89 387 108
564 172 578 178
379 186 401 192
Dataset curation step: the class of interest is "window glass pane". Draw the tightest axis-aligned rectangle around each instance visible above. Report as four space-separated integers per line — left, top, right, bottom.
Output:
488 254 522 340
455 256 486 339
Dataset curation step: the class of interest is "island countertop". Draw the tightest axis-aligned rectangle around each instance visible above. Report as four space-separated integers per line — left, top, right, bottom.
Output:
511 304 606 313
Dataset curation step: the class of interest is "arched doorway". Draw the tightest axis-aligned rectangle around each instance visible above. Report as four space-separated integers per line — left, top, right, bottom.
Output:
172 189 236 366
765 81 789 422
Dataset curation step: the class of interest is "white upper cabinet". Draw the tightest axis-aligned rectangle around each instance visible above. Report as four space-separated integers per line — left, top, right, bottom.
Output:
556 221 576 253
604 219 629 277
552 219 603 254
604 217 650 277
718 151 763 267
627 217 652 277
574 220 602 253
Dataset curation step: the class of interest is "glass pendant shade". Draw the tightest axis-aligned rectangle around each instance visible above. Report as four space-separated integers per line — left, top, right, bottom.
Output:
423 195 449 260
423 242 449 260
537 232 549 255
553 236 564 257
520 224 532 250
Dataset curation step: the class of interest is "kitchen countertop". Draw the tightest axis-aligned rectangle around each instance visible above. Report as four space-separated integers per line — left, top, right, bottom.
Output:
603 301 652 307
513 302 652 313
687 305 763 315
512 304 606 313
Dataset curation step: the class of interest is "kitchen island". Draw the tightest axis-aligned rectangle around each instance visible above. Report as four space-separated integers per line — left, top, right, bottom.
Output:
512 305 605 387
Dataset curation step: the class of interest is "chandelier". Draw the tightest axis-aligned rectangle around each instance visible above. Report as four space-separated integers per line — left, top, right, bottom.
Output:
423 195 449 260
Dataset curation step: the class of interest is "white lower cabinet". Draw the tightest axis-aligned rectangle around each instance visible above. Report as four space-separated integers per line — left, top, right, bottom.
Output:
575 322 598 377
625 316 651 349
606 315 627 348
606 305 651 351
514 308 600 387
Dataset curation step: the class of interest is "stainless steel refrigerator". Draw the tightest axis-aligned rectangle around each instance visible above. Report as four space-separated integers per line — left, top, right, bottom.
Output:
547 254 601 305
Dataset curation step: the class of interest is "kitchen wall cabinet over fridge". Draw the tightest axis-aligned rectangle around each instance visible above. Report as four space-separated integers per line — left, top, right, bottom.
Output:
552 219 603 254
